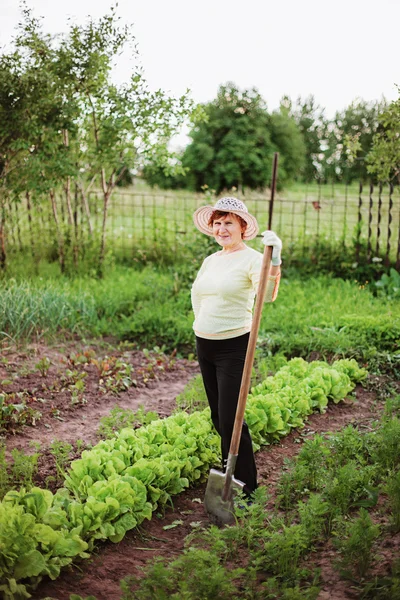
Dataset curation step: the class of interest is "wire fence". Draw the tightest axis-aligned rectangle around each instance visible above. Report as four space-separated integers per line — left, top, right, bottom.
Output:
4 182 400 268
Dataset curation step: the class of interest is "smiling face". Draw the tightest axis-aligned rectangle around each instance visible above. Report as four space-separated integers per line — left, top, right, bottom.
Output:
211 212 247 250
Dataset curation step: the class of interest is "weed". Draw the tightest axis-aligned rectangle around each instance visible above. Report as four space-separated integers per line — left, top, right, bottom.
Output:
175 374 208 413
277 461 313 510
49 440 73 482
97 405 159 439
10 447 39 490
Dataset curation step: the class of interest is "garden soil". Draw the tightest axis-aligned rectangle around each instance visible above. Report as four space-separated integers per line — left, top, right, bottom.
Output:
1 342 398 600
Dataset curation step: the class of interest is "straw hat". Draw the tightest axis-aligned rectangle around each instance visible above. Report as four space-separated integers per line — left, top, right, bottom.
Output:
193 197 259 241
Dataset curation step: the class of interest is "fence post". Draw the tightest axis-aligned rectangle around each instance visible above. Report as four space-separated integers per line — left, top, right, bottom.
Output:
268 153 279 229
385 184 393 268
375 183 383 257
367 183 374 262
356 182 363 264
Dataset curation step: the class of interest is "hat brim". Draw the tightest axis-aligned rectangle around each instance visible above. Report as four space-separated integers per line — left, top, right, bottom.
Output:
193 206 259 241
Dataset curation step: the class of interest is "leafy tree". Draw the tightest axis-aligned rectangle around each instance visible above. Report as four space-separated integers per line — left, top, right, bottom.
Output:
366 86 400 183
144 83 307 193
0 6 197 273
269 104 306 183
323 98 386 183
182 83 276 193
283 95 328 181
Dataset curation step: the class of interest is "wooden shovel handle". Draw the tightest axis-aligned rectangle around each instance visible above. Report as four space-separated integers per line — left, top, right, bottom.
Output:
228 245 273 456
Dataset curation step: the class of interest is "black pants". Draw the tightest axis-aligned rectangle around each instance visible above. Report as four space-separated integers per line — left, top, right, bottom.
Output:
196 333 258 494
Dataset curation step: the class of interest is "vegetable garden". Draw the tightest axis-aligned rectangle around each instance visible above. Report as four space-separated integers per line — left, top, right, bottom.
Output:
0 262 399 600
1 6 400 600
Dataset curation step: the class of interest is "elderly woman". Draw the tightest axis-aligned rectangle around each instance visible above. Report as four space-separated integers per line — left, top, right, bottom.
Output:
191 197 282 497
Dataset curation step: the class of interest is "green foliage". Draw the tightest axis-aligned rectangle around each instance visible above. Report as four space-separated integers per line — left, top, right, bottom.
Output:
1 267 399 368
121 548 244 599
0 358 361 597
0 6 198 273
326 98 386 183
367 86 400 183
35 356 51 377
97 405 159 439
334 508 380 579
368 418 400 473
175 374 208 412
145 82 306 192
283 95 328 182
49 440 73 484
0 392 42 432
361 559 400 599
127 484 321 599
0 445 40 500
385 470 400 532
375 268 400 299
268 105 306 183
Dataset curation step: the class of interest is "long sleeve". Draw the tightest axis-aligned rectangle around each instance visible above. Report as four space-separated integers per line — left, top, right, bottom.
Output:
249 256 281 303
264 272 280 302
191 257 210 319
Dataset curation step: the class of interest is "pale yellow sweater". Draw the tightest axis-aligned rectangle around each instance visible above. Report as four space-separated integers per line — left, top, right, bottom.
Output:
191 246 280 340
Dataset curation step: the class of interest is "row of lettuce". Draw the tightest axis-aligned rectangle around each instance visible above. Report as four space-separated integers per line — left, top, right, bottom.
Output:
0 358 367 599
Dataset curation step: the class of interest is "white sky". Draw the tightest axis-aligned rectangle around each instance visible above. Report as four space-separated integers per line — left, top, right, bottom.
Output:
1 0 399 147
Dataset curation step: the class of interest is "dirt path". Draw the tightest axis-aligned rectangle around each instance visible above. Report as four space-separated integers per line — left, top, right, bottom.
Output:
33 383 391 600
1 341 199 454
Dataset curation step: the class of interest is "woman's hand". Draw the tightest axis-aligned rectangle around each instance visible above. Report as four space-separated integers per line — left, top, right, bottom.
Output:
261 230 282 266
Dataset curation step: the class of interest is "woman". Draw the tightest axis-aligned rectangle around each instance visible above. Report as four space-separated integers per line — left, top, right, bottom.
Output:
191 196 282 497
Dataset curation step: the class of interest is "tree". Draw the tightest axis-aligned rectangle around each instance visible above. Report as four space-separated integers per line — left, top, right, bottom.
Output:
144 83 306 193
268 104 306 182
366 86 400 183
183 83 275 193
0 6 197 273
323 98 387 183
283 95 328 181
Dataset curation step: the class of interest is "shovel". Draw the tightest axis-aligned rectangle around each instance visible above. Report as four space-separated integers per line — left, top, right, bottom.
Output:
204 244 274 524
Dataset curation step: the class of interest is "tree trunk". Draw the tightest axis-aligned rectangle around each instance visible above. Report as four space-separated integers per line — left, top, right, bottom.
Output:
14 201 23 250
79 181 93 235
98 190 111 277
98 168 119 277
49 189 65 274
0 198 6 270
6 198 16 247
26 191 36 260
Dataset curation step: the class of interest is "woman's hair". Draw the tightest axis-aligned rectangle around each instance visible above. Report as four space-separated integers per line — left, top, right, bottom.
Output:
207 210 247 235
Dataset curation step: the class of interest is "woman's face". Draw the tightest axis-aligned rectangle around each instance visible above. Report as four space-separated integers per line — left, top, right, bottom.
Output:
212 213 245 249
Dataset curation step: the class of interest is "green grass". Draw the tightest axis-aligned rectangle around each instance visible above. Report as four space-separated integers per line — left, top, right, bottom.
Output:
1 266 399 369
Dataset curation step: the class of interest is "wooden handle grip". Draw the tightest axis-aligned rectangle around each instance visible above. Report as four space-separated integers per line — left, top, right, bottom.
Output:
228 245 273 456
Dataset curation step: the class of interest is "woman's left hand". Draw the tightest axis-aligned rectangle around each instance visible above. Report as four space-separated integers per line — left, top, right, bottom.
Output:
261 230 282 266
